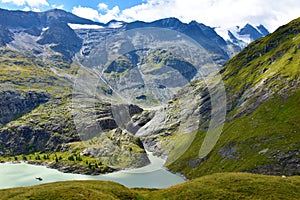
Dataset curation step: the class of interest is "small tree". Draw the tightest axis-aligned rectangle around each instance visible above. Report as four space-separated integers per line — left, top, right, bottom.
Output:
76 154 82 161
22 155 27 161
35 155 41 160
68 155 74 161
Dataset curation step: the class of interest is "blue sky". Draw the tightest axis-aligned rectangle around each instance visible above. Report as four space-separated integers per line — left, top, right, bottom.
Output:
0 0 143 11
0 0 300 32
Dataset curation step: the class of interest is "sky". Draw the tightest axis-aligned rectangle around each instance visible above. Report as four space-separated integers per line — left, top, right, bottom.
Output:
0 0 300 32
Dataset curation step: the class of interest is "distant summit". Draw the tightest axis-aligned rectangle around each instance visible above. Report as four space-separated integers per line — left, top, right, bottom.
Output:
215 24 269 49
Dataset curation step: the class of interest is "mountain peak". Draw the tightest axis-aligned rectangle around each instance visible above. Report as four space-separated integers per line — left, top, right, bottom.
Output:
238 23 267 40
256 24 270 35
215 23 269 52
153 17 183 27
0 8 102 29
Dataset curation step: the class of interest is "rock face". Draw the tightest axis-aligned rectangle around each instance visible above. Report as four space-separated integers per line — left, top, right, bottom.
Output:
0 95 150 169
0 25 13 46
80 128 150 169
0 99 79 156
37 23 83 60
243 149 300 176
0 90 50 126
0 8 101 58
238 24 269 41
125 18 229 62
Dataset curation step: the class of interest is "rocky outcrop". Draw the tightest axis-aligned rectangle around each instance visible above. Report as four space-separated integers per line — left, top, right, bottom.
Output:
0 98 78 156
0 8 102 60
80 128 150 169
243 148 300 176
0 93 150 170
0 90 50 126
0 25 13 46
37 23 83 60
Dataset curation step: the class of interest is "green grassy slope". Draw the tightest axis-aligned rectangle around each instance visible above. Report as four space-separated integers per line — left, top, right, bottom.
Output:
167 17 300 178
0 173 299 200
169 91 300 178
224 17 300 117
0 49 74 94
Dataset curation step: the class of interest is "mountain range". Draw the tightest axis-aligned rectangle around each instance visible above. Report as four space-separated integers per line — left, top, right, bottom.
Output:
0 7 299 199
0 8 268 60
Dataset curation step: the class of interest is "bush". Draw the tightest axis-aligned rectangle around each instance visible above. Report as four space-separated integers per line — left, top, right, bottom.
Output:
68 155 74 161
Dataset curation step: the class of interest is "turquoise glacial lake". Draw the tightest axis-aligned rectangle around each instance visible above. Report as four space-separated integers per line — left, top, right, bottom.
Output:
0 152 185 189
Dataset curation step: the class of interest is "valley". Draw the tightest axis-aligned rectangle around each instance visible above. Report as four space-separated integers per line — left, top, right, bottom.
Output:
0 7 299 200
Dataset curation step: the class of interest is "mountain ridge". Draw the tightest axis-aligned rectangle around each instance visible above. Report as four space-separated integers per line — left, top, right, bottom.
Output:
0 8 269 60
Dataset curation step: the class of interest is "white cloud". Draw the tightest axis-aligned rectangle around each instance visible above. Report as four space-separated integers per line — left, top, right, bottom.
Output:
1 0 49 8
120 0 300 32
72 6 100 21
97 6 121 23
32 7 40 12
22 6 30 11
2 0 24 6
72 5 122 23
71 0 300 31
98 3 108 11
52 4 64 10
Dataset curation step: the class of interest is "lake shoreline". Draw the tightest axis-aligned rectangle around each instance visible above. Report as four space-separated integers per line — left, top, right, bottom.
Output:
0 151 187 189
1 160 116 175
0 160 188 181
0 162 186 189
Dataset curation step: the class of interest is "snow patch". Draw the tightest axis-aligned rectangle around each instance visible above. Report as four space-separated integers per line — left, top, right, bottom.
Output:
215 26 252 44
215 27 231 41
254 26 263 35
68 23 104 30
108 22 123 29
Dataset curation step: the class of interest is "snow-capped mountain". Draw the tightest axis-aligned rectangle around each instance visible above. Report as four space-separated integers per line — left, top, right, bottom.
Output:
215 24 269 50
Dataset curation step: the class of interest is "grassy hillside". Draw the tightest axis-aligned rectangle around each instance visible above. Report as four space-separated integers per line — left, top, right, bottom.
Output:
0 48 74 94
224 17 300 117
168 91 300 178
167 17 300 178
0 173 299 199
